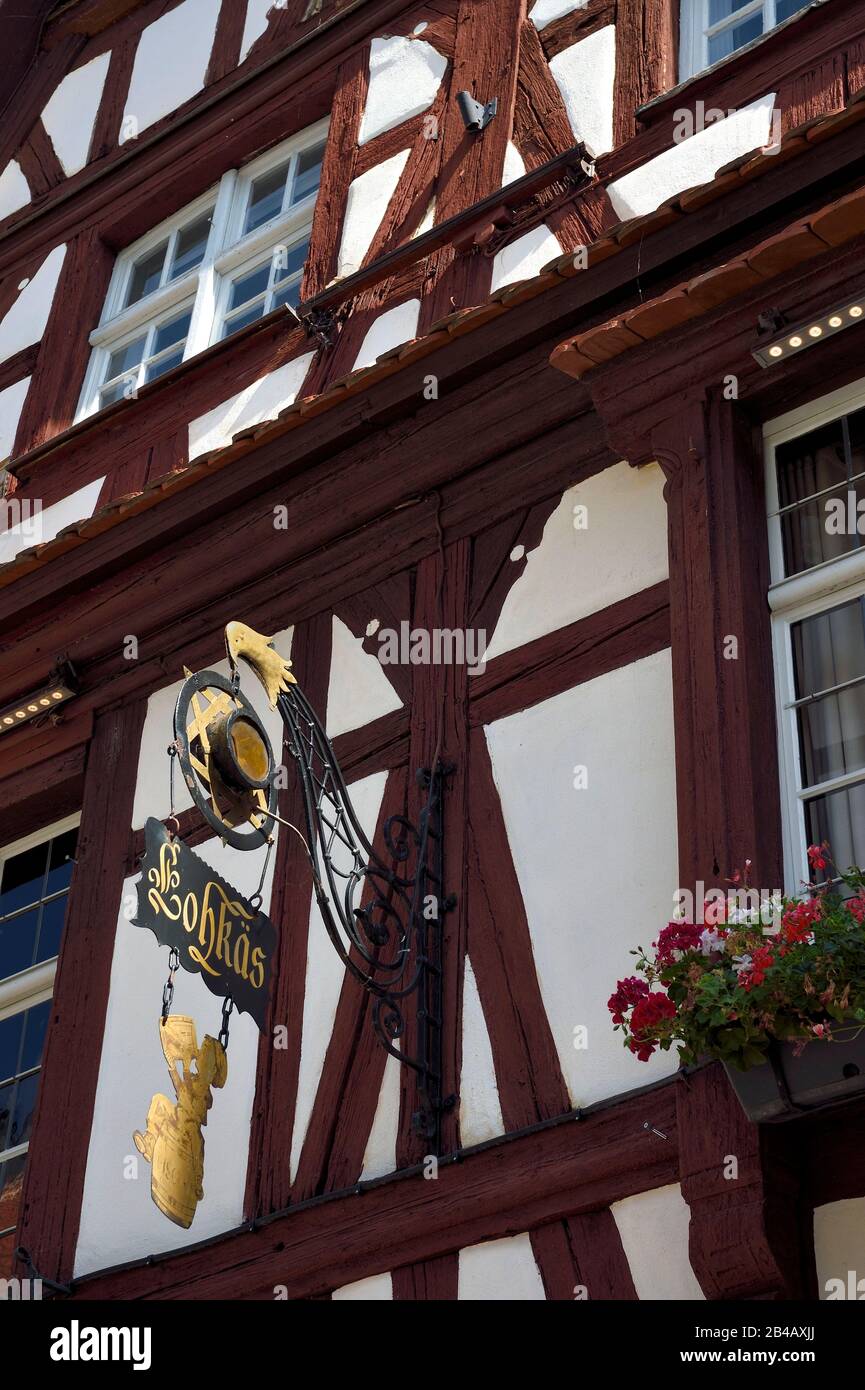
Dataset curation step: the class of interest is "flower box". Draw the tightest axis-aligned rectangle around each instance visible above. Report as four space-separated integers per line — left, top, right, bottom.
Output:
723 1025 865 1123
608 845 865 1122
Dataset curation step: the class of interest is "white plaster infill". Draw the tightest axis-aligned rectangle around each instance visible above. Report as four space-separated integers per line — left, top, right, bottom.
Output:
530 0 589 30
459 956 505 1145
608 92 778 220
0 243 67 366
0 376 31 462
358 35 448 145
0 161 31 222
351 298 420 372
123 0 219 136
337 149 410 278
549 25 616 157
502 141 527 188
187 354 315 460
41 53 110 176
458 1234 546 1300
0 476 104 566
611 1185 705 1300
490 224 562 293
240 0 274 63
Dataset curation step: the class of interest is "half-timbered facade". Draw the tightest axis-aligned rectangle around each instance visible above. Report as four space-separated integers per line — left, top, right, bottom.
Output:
1 0 865 1301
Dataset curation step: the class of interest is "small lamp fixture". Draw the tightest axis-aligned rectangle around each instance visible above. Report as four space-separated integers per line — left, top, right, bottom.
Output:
753 296 865 367
0 662 78 734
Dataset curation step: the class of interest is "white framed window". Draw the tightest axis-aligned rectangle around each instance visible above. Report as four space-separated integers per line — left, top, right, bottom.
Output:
765 379 865 895
77 119 328 419
680 0 812 80
0 813 79 1266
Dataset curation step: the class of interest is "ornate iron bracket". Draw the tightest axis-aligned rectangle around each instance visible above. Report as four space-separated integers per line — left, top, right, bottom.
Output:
298 306 339 349
173 624 456 1150
277 681 456 1146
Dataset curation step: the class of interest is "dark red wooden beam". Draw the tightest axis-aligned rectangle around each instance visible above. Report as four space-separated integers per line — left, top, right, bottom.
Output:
14 697 147 1285
66 1079 680 1300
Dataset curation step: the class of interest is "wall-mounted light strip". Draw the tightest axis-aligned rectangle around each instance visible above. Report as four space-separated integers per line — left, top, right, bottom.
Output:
0 664 78 735
753 297 865 367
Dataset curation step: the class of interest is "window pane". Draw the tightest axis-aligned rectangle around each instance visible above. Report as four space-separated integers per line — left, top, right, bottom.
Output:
19 1002 50 1076
291 142 325 205
276 279 307 309
0 909 38 980
792 598 865 700
8 1071 39 1149
792 599 865 787
145 349 185 384
780 480 865 576
45 829 77 897
709 0 754 22
797 686 865 788
126 241 168 306
105 335 146 383
0 843 47 919
776 416 863 576
804 780 865 878
0 1081 11 1150
100 377 136 408
847 406 865 475
0 1153 26 1266
228 264 270 311
777 419 847 509
244 163 290 234
222 303 266 339
271 280 302 311
708 12 763 62
152 310 192 356
775 0 810 21
0 1015 24 1087
170 211 213 280
273 241 308 285
35 897 66 964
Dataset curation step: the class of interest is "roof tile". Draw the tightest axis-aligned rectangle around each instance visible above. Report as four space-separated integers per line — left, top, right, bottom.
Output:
809 187 865 246
684 261 763 312
625 289 701 338
745 224 830 278
574 319 644 364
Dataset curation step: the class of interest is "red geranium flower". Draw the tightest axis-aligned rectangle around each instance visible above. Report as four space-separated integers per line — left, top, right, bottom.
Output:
627 991 677 1060
848 893 865 924
737 944 775 992
653 921 702 965
607 976 650 1025
779 896 822 952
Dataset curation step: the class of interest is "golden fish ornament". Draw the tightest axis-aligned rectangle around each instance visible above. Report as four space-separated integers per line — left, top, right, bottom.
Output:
224 621 296 709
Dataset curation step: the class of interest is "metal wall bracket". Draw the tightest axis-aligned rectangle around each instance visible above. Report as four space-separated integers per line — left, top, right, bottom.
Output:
277 680 457 1153
457 90 498 133
299 306 339 348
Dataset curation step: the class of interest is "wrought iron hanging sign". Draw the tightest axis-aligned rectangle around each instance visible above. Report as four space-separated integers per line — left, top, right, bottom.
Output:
135 817 277 1029
133 618 452 1230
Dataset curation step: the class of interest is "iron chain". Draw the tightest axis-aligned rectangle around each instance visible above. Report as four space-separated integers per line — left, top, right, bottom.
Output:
161 946 180 1021
219 995 234 1052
